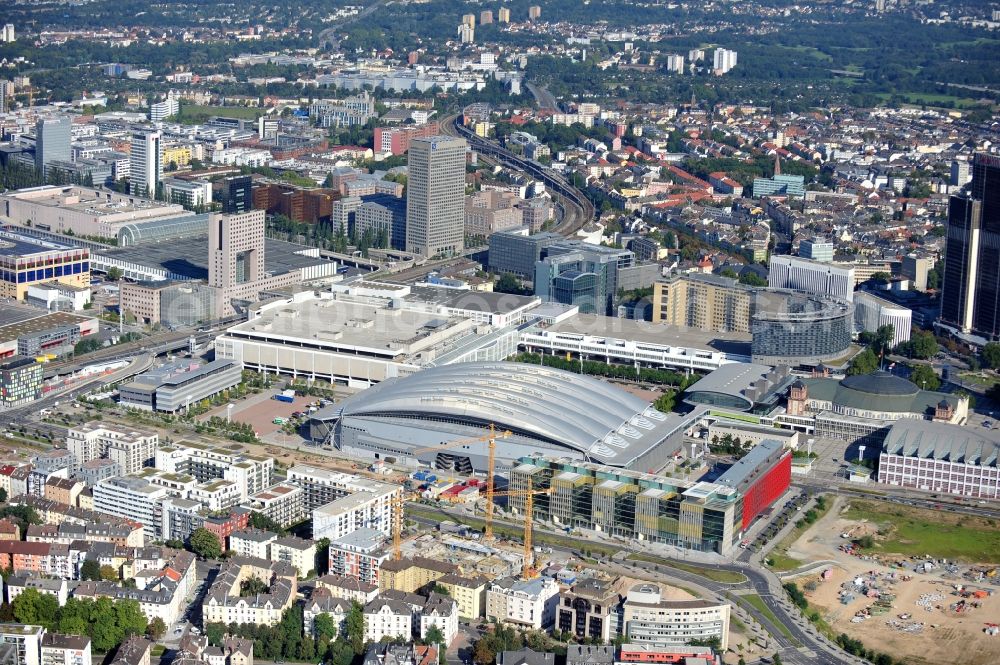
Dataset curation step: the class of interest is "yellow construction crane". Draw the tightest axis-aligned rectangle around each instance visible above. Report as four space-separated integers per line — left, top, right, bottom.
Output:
411 423 512 542
391 490 422 561
488 480 553 579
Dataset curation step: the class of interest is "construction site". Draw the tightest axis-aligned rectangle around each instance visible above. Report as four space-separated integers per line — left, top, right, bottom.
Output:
778 496 1000 665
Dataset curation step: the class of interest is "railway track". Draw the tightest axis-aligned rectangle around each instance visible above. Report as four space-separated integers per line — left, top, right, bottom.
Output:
442 114 596 237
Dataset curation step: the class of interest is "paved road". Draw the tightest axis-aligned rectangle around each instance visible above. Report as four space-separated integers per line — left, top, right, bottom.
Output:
317 0 391 49
526 82 557 110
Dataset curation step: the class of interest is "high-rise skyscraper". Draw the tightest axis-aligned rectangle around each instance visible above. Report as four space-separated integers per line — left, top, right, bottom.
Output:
35 116 72 177
221 175 253 214
130 129 163 198
405 136 466 257
209 210 265 290
940 153 1000 339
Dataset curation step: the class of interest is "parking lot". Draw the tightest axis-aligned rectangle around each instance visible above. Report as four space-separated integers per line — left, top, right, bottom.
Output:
201 389 330 437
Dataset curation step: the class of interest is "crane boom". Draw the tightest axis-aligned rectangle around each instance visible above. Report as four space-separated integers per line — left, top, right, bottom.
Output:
486 482 552 578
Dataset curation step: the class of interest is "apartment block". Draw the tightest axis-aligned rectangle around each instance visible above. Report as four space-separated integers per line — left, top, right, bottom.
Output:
651 274 753 332
66 423 158 476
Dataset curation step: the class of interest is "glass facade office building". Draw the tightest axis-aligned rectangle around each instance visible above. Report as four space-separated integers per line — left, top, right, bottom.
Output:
751 290 853 366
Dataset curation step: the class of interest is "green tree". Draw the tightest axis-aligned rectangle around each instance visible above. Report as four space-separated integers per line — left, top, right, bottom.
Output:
0 488 6 503
315 537 330 575
313 613 337 642
190 528 222 559
80 559 101 581
147 617 167 640
847 348 879 375
982 342 1000 369
424 624 445 646
206 622 226 647
494 273 527 295
872 324 895 357
248 511 285 534
739 271 768 286
12 588 59 629
909 364 940 391
106 267 123 281
99 565 119 582
345 601 365 654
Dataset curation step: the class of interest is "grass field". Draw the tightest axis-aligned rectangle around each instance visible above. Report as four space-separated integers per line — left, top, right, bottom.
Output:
957 371 1000 388
845 500 1000 563
625 552 747 584
873 92 984 109
175 103 262 124
741 593 800 645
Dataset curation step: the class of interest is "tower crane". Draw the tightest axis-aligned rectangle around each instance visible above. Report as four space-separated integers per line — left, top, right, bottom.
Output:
411 423 512 542
487 480 553 579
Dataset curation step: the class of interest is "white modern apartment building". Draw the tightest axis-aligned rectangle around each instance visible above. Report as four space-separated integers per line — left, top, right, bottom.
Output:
244 483 306 528
486 576 560 630
854 291 912 347
92 476 171 540
229 529 277 559
768 254 855 302
150 99 179 122
621 583 731 650
155 441 273 501
0 624 45 665
270 536 317 579
312 481 400 541
67 423 159 476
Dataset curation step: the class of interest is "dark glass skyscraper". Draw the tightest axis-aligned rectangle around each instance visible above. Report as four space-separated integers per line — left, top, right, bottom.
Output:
941 153 1000 339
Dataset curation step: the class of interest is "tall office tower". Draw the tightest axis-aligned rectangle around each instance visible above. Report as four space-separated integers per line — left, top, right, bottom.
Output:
208 210 266 289
498 7 511 23
405 136 467 257
221 175 253 214
940 153 1000 338
129 129 163 198
35 116 72 176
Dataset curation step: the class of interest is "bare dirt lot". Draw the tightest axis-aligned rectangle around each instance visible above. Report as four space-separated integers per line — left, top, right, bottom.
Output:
781 497 1000 665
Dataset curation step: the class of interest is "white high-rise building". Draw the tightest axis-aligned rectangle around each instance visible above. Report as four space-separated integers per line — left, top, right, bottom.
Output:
130 129 163 198
855 291 912 347
768 254 855 302
0 24 15 43
665 54 685 74
93 475 171 540
150 98 179 122
405 136 467 257
713 48 738 74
